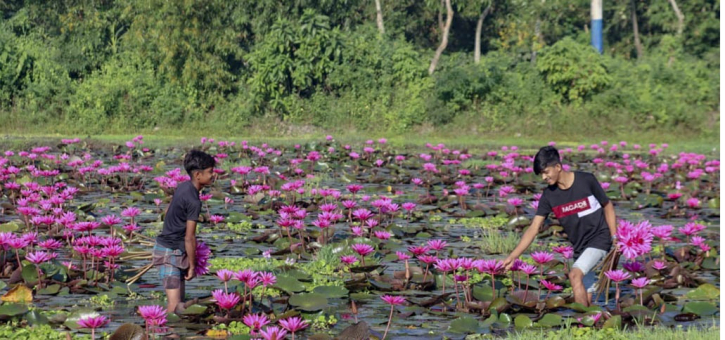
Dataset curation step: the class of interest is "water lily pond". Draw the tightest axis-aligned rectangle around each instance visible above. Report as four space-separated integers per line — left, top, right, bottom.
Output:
0 137 719 339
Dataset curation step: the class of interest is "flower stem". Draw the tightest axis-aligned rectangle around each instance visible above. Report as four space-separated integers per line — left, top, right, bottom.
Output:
382 305 394 340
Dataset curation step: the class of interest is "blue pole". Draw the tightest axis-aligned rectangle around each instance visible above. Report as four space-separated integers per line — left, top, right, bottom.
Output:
591 0 603 54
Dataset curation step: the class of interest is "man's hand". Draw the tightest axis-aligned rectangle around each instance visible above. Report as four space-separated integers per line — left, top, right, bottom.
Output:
503 256 517 271
185 266 196 281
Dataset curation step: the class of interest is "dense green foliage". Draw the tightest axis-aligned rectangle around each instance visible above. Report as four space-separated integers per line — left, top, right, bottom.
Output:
0 0 718 137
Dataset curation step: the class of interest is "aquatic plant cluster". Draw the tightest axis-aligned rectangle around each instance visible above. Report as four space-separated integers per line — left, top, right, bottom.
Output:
0 136 718 338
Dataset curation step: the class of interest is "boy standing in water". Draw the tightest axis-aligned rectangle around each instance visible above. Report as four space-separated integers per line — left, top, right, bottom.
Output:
503 146 618 306
153 150 216 314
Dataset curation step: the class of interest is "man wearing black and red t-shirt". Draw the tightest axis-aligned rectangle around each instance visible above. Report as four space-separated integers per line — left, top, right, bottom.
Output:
503 146 618 307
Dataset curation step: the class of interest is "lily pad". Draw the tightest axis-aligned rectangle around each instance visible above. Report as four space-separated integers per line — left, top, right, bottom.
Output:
25 310 49 326
602 315 622 329
64 309 99 330
448 316 481 334
274 275 306 294
564 302 602 313
312 286 349 299
682 302 718 316
544 296 566 309
685 284 719 300
289 293 329 311
514 315 533 330
37 284 61 295
181 304 208 315
1 285 32 303
0 303 29 318
535 313 562 328
21 264 39 284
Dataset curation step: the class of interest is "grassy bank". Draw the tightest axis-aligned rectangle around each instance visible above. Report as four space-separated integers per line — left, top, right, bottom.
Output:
0 128 718 155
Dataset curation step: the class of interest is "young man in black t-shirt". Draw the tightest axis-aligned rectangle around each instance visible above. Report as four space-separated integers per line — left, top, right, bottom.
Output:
503 146 618 306
153 150 216 314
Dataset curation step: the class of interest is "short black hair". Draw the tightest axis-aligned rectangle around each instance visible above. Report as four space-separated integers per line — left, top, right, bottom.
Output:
533 146 561 175
184 150 216 176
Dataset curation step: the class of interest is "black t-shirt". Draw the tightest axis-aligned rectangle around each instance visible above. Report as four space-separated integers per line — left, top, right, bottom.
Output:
156 181 201 252
535 171 612 259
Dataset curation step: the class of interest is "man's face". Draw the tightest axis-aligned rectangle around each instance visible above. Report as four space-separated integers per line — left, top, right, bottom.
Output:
540 165 561 185
196 167 216 186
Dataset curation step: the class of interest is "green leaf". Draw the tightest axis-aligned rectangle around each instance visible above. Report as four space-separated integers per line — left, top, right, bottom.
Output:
514 315 533 330
685 284 719 300
312 286 349 299
181 304 207 315
273 275 306 294
0 303 29 317
288 293 329 311
447 316 481 334
535 314 562 328
682 302 718 316
602 315 622 329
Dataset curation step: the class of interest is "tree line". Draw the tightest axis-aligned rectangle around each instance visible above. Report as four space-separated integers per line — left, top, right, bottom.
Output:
0 0 719 136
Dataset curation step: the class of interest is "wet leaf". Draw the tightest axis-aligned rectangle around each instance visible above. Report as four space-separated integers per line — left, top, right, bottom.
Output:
535 313 562 328
1 285 32 303
21 264 39 284
682 301 718 316
274 275 306 294
313 286 349 299
448 316 481 334
602 315 621 329
544 296 566 309
0 222 20 233
64 309 99 330
674 313 699 322
181 304 207 315
564 302 601 313
37 284 61 295
25 310 49 326
289 293 329 311
514 315 533 330
0 303 29 318
685 283 719 300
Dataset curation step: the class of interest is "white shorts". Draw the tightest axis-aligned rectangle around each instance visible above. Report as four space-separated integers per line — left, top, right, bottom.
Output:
572 247 608 294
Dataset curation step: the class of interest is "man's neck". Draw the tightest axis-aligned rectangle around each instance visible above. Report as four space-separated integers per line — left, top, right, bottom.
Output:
191 179 202 191
557 171 574 190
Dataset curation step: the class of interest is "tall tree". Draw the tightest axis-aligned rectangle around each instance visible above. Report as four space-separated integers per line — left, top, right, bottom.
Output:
428 0 453 74
374 0 385 34
667 0 684 36
630 0 644 58
474 3 493 64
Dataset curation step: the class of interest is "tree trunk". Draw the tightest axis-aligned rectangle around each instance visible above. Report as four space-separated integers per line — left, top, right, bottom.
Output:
429 0 453 74
531 18 542 64
667 0 684 36
631 0 644 59
474 5 492 64
438 0 444 38
375 0 385 35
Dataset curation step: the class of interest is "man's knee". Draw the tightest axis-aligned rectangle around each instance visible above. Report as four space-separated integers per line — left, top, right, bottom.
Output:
568 268 584 283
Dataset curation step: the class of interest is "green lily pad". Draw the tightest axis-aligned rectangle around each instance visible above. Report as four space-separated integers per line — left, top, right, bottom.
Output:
447 316 480 334
545 296 566 309
63 309 99 330
21 265 39 284
685 284 719 300
0 222 20 233
579 313 601 327
481 313 497 327
25 310 49 326
498 313 511 325
565 302 602 313
37 284 61 295
181 304 207 315
514 315 533 330
682 302 718 316
312 286 349 299
166 313 181 323
602 315 622 329
274 275 306 294
535 314 562 328
489 297 508 313
289 293 329 311
701 257 719 270
0 303 29 318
